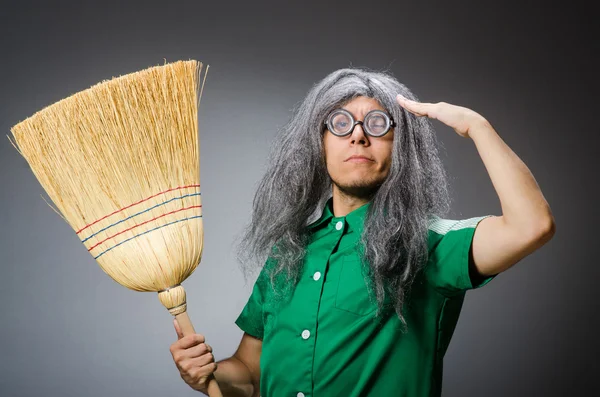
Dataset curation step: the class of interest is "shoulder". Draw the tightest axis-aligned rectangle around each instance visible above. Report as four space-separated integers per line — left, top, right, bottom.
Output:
427 214 491 235
426 214 494 253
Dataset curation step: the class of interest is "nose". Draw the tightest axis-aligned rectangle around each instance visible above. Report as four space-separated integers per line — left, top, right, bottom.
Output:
350 121 369 145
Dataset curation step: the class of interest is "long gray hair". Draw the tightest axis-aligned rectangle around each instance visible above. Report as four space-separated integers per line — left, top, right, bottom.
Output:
234 66 451 331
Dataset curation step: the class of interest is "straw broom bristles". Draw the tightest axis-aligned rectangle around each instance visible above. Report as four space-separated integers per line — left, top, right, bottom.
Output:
9 60 223 396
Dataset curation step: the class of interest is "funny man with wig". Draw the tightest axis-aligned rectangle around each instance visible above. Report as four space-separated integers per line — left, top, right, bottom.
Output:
170 67 556 396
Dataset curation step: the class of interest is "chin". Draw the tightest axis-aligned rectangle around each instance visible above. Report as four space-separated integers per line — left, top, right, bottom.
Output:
349 171 381 185
334 176 384 196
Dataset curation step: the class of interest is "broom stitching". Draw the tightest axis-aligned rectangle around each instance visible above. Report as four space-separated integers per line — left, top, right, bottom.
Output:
81 191 201 242
93 215 202 260
87 204 202 252
76 183 200 234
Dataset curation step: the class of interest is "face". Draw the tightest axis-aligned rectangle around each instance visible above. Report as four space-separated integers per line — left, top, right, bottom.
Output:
322 96 394 198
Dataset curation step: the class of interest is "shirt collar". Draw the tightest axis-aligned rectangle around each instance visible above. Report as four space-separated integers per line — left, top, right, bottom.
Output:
307 197 371 233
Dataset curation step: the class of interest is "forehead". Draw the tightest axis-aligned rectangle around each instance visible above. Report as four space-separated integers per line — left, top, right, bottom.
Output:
341 96 386 115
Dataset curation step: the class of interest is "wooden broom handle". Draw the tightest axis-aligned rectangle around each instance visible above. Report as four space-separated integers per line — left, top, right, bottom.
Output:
175 311 223 397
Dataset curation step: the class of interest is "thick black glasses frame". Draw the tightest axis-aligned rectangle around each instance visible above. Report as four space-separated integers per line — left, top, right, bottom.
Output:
323 109 396 137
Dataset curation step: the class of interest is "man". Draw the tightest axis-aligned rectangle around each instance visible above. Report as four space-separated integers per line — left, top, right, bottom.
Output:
169 67 555 396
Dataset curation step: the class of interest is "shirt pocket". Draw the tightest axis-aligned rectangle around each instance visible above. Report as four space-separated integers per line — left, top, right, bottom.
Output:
334 255 377 316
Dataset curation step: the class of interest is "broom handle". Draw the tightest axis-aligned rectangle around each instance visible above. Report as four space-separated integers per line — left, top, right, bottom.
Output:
175 311 223 397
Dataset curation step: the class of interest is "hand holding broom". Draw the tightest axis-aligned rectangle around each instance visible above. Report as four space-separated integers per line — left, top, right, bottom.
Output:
9 60 222 396
171 319 219 394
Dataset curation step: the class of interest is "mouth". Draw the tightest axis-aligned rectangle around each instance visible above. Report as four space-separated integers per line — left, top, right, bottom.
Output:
345 155 374 162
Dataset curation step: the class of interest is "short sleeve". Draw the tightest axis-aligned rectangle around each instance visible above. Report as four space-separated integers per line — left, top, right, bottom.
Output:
234 260 271 339
425 215 497 297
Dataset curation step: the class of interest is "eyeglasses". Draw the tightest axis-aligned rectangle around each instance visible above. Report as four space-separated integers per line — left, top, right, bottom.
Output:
324 108 396 137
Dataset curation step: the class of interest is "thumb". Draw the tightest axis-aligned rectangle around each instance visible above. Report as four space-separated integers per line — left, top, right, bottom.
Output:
174 318 184 340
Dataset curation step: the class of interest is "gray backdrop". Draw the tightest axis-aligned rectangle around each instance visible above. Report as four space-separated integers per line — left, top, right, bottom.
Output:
0 1 596 396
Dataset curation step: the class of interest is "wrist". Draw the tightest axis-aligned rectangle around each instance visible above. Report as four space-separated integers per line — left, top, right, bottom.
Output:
468 118 494 140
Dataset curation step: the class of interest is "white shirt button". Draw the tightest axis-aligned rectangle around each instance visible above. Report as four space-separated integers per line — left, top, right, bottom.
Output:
301 330 311 339
335 221 343 230
297 393 305 397
313 271 321 281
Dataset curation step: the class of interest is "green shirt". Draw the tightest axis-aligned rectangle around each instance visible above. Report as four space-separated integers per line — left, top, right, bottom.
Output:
235 197 497 397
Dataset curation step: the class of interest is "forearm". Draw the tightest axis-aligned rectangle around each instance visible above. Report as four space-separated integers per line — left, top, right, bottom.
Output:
203 356 256 397
469 119 554 235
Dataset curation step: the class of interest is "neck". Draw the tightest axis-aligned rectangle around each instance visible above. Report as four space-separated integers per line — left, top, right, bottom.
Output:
331 184 372 217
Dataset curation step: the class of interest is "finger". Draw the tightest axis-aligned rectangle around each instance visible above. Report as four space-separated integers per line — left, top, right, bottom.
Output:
194 351 215 367
188 361 218 380
179 351 215 372
178 333 206 350
396 94 429 116
396 93 419 106
200 352 215 367
176 334 207 355
185 342 211 359
174 319 184 340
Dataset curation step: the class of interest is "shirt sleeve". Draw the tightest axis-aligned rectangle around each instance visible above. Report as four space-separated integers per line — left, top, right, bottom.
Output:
425 215 497 297
234 260 271 339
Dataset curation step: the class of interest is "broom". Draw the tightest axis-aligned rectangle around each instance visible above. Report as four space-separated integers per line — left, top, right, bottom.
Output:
8 60 223 397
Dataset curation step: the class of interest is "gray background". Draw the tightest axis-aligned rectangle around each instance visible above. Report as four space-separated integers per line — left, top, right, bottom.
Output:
0 0 596 396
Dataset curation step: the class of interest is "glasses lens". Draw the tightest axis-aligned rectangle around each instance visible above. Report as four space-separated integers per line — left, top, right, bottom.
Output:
330 111 352 135
365 111 389 136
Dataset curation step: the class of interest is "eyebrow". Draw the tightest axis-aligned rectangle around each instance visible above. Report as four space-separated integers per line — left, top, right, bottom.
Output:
340 108 387 116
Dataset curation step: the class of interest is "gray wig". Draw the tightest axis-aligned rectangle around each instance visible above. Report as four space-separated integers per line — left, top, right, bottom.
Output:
235 66 451 331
